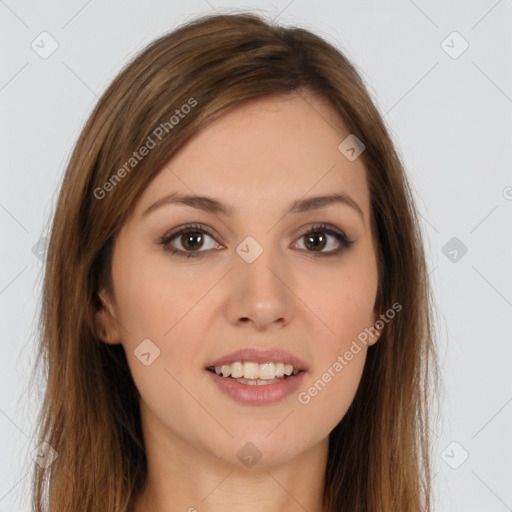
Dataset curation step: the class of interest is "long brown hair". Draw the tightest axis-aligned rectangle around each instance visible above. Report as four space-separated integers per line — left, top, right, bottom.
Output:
30 11 441 512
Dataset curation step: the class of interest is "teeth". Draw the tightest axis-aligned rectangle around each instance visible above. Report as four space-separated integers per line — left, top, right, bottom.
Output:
230 361 243 378
275 363 285 377
243 362 260 379
233 377 282 385
212 361 301 380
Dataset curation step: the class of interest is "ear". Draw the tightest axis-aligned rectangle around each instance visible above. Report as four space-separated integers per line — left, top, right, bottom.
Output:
367 309 383 347
95 288 122 345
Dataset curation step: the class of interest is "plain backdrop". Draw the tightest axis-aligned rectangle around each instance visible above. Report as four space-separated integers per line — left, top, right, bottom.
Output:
1 1 511 511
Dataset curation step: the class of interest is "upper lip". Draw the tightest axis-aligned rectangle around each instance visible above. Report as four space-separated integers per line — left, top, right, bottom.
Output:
207 348 308 371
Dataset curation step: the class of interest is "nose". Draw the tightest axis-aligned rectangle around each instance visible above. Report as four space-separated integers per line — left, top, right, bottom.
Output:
225 244 292 331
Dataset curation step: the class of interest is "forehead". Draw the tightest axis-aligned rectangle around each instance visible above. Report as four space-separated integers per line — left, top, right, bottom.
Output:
134 92 371 221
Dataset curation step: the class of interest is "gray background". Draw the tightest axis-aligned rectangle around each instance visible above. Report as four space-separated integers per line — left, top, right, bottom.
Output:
1 1 511 510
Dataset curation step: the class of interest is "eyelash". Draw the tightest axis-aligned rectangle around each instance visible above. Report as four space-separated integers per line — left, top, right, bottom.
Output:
158 222 355 259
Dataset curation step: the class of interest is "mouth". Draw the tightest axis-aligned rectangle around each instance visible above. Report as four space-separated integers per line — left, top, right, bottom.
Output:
206 362 304 386
205 348 308 404
205 363 306 405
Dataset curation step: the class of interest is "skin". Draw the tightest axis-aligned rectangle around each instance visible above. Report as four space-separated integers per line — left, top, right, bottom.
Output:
96 90 381 512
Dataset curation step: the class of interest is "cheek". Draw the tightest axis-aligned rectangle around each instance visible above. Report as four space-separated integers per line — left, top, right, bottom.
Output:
298 262 378 348
111 245 206 343
294 275 374 429
293 254 377 413
110 245 211 402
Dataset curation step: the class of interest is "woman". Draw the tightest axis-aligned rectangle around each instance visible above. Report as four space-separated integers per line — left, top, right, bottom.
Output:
31 11 440 512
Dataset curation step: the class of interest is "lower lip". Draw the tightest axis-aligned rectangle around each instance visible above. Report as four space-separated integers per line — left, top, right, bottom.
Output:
206 369 306 405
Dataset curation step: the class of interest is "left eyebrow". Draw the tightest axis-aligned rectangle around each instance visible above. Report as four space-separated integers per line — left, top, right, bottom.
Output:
288 193 364 222
141 192 364 223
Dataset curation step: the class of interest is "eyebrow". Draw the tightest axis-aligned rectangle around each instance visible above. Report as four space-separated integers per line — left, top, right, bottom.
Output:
141 192 365 222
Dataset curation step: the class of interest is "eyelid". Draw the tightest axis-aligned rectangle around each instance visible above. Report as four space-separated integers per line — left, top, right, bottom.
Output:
295 222 346 239
161 222 219 243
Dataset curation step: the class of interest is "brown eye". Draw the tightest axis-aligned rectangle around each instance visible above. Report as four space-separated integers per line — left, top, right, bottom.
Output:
180 231 205 251
159 223 221 258
293 224 354 257
303 232 327 252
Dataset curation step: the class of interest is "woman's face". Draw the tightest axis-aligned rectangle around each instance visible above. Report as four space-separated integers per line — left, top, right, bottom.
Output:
97 91 380 468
